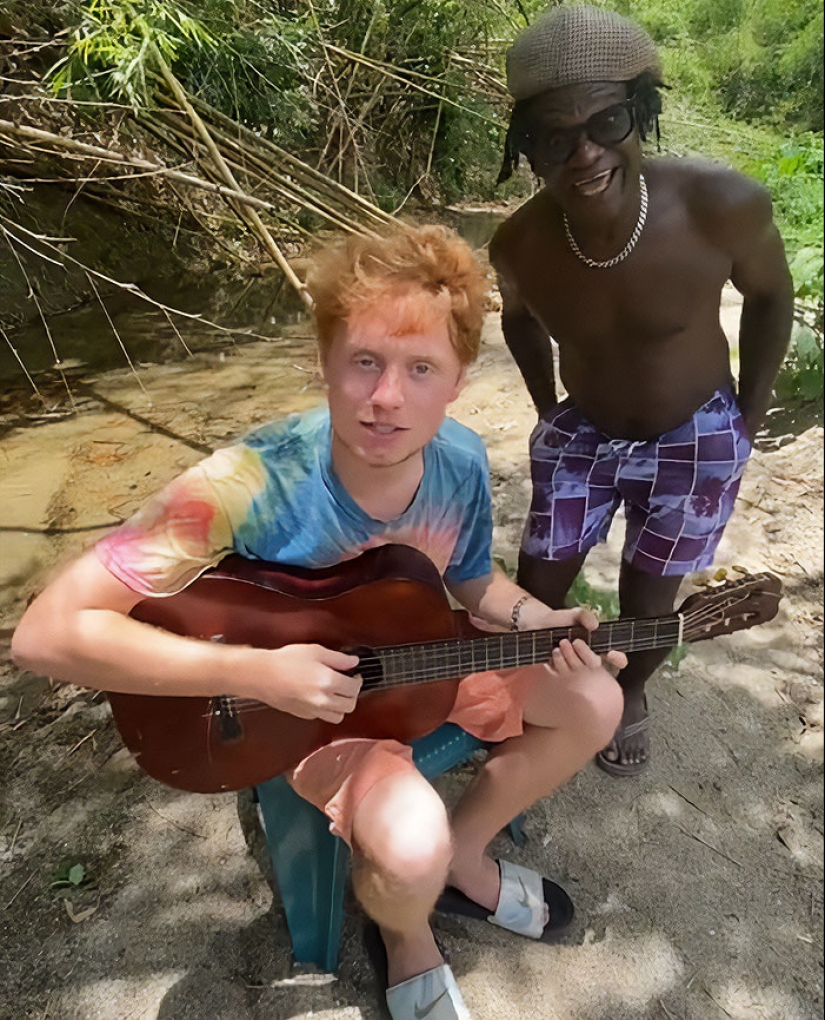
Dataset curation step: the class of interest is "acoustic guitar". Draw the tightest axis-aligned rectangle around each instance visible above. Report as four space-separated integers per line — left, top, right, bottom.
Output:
107 544 782 793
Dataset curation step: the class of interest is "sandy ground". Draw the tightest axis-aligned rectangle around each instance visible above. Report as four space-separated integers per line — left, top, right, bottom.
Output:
0 302 822 1020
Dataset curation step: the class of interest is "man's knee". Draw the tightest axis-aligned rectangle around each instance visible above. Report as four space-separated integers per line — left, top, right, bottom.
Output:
569 668 624 748
526 664 623 747
353 773 452 891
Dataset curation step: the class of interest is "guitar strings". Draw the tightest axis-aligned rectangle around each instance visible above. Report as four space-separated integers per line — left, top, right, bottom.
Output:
226 630 677 708
216 583 776 711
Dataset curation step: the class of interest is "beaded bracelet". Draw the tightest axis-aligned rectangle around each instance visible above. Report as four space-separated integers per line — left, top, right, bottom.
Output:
510 594 532 632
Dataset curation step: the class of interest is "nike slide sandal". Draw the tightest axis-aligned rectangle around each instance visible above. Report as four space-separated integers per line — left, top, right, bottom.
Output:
436 859 574 943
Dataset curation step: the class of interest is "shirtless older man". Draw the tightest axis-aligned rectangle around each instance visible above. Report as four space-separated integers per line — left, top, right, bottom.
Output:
490 5 794 776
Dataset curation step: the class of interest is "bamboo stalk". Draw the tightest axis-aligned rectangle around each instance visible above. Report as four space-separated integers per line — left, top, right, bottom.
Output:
147 109 377 237
147 40 311 307
134 115 315 239
0 120 336 231
185 94 395 226
313 40 502 125
307 0 375 197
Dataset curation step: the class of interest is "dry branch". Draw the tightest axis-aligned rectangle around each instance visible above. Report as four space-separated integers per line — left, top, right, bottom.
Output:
148 41 310 305
0 117 388 243
183 95 394 227
0 213 276 343
145 109 376 237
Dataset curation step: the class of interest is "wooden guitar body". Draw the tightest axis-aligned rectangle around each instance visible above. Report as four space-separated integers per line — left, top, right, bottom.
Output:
107 544 781 794
109 545 476 792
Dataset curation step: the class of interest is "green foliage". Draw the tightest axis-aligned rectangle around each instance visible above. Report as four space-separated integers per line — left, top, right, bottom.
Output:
566 572 620 620
748 135 824 404
51 861 88 888
48 0 516 201
183 13 320 150
666 643 689 671
776 325 824 403
750 137 823 275
609 0 823 131
41 1 825 226
49 0 216 105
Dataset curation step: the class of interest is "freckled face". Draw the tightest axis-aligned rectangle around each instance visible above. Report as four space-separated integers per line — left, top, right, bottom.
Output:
321 290 466 472
526 82 642 221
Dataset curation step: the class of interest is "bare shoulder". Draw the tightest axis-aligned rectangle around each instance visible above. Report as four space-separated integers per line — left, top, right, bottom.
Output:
649 157 774 242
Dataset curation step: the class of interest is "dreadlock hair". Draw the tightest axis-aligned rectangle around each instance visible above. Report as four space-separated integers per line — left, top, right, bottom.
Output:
629 71 665 141
497 72 666 184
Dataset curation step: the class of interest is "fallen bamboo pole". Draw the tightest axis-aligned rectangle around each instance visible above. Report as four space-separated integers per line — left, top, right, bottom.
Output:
148 41 311 307
0 119 359 233
183 93 395 226
147 109 379 238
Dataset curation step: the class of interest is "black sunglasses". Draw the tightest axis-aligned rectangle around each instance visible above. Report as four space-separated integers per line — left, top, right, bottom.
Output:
527 99 636 166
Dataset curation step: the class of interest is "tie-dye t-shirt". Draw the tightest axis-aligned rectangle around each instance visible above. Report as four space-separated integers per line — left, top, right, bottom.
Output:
96 405 493 596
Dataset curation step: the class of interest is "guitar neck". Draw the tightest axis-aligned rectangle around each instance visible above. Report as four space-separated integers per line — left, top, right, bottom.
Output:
368 613 683 690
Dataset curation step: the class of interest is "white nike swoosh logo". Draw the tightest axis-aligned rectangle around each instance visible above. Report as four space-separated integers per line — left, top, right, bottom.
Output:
415 987 450 1018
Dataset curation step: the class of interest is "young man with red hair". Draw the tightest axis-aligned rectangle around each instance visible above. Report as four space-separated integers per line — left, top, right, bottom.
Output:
14 225 624 1020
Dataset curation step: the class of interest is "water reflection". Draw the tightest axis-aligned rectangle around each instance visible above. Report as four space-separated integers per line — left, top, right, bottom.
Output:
1 208 505 388
0 267 309 385
449 208 505 250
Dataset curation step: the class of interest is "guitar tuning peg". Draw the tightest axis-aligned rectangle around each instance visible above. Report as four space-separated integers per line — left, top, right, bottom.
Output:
731 564 749 574
713 567 729 582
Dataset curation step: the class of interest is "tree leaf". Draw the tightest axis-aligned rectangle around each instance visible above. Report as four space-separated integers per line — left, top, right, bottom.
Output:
67 864 86 886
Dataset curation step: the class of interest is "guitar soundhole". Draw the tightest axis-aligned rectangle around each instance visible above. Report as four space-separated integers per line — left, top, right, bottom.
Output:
215 696 243 742
346 646 385 691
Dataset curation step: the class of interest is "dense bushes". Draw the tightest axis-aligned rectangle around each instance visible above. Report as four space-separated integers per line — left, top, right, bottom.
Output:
37 0 518 206
15 1 822 198
607 0 822 131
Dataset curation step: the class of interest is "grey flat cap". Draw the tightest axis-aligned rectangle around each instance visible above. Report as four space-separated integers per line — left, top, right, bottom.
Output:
506 5 661 100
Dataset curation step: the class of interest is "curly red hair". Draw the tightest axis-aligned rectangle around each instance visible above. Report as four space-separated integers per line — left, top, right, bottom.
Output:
306 225 489 365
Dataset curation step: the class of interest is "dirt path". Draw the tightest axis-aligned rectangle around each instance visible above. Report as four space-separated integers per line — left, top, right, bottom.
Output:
1 311 822 1020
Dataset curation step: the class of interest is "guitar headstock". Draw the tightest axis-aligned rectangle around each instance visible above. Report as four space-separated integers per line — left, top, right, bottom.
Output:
676 572 783 643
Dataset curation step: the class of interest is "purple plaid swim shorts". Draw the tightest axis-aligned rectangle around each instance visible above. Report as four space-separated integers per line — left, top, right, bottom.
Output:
522 389 752 577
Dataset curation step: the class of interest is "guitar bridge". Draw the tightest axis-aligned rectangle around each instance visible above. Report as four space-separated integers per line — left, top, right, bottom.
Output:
215 696 243 742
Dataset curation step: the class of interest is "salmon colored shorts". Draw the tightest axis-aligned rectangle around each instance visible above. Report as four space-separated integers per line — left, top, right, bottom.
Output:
287 666 539 846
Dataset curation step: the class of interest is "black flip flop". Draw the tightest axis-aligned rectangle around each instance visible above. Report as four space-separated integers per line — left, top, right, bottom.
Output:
596 696 650 778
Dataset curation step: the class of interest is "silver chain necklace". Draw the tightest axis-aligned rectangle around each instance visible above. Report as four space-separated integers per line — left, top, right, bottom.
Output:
563 174 648 269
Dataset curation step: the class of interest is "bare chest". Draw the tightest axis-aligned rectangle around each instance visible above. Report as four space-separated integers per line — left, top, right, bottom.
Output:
516 206 732 351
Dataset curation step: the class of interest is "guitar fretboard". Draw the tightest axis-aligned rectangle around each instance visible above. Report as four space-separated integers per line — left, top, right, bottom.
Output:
364 615 683 689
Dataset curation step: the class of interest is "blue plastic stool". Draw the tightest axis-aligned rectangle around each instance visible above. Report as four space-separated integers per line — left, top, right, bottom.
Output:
255 723 525 972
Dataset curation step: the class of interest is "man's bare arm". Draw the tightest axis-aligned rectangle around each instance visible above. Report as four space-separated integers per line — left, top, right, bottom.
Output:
731 201 794 438
701 170 794 439
493 267 559 418
11 552 361 723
